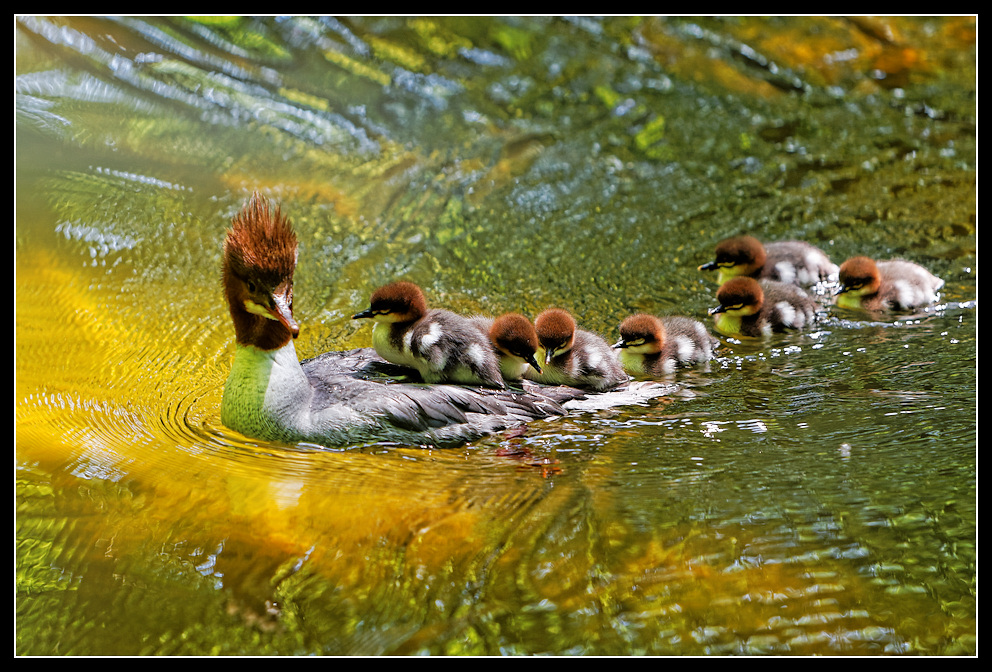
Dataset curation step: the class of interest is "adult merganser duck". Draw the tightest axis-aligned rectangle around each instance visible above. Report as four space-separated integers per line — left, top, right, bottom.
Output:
470 313 544 381
352 281 506 389
220 193 571 447
698 235 838 287
834 256 944 312
709 276 818 338
612 314 719 375
525 308 628 391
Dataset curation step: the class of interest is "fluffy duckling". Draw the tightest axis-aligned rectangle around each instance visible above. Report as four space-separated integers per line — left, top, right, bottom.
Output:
709 276 819 338
352 281 506 389
613 314 719 375
471 313 544 381
525 308 628 391
699 235 838 287
835 256 944 312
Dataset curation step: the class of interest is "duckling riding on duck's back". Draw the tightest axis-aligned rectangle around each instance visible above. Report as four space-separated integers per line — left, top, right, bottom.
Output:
352 281 507 389
526 308 628 391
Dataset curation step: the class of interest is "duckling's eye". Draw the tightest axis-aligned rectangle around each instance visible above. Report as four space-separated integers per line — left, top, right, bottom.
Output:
247 280 257 294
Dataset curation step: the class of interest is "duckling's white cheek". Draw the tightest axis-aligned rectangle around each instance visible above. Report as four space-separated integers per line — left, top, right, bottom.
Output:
420 322 443 348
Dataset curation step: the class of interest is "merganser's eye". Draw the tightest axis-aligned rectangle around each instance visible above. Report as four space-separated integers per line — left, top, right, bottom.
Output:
247 280 257 294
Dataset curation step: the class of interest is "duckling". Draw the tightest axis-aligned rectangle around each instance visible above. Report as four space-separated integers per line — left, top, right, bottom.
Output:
835 256 944 312
221 193 572 448
525 308 628 391
352 281 506 389
699 235 838 287
471 313 544 381
709 276 819 338
613 314 719 375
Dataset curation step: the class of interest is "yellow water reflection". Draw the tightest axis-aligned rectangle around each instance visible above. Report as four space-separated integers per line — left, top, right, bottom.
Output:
17 16 975 655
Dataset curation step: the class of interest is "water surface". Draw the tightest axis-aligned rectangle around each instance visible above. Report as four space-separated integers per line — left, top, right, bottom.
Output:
16 16 975 655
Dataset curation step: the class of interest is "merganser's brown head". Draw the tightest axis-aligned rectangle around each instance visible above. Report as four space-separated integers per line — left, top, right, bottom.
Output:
698 235 767 281
613 314 665 354
836 256 882 299
534 308 577 365
489 313 542 374
223 192 300 350
352 281 429 323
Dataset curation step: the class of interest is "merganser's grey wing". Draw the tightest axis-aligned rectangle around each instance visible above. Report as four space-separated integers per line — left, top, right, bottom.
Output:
301 348 570 435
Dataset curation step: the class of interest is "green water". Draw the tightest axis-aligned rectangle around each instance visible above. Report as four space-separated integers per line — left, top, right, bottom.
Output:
16 16 975 655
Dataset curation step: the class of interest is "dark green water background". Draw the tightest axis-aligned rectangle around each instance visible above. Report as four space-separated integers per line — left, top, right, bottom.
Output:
16 16 975 655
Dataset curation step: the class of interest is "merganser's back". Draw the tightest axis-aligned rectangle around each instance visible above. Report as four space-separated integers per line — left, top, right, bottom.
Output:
699 235 838 287
613 314 719 375
220 193 573 448
526 308 628 391
835 256 944 312
709 276 818 338
352 281 506 389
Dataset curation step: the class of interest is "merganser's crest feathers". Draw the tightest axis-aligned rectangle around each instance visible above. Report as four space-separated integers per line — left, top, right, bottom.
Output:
224 192 298 282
